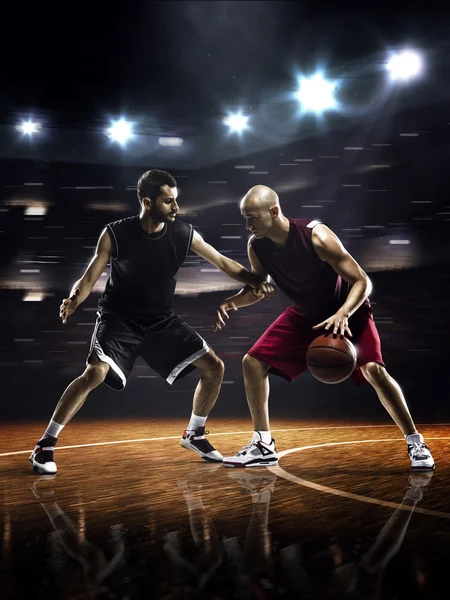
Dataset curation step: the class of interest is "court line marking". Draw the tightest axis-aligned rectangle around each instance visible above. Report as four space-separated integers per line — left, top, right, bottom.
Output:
0 425 400 457
270 438 450 519
3 427 449 517
0 424 448 458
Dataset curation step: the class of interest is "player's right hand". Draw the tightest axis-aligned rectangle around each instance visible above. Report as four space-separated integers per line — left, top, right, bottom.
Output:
59 288 80 324
252 281 275 299
214 301 238 332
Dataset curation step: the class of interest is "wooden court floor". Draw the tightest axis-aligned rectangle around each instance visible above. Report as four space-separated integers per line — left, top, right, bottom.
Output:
1 419 449 599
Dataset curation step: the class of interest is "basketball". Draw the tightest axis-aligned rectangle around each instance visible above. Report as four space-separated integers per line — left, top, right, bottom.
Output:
306 334 357 384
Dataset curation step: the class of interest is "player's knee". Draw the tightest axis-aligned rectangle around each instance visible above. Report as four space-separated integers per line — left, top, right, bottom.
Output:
199 352 224 379
210 354 225 379
242 353 265 374
82 362 108 388
362 362 386 383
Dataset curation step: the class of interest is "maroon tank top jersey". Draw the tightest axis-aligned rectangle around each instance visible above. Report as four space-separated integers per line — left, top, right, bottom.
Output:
251 218 372 321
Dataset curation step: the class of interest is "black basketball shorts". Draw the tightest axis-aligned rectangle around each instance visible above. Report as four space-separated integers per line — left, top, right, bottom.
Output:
87 309 209 391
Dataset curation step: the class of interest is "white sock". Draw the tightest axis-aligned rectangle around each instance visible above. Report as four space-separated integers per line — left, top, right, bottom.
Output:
43 419 65 439
406 432 423 444
253 430 272 445
186 413 207 432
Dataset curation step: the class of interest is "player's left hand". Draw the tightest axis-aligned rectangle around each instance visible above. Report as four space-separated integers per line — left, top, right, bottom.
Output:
252 281 275 299
312 310 353 339
214 301 238 332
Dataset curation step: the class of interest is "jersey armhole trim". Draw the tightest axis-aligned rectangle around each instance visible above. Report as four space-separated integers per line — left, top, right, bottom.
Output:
307 220 321 229
106 225 119 260
185 224 194 259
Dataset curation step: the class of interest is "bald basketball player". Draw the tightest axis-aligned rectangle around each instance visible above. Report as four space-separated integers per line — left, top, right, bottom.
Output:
29 170 274 475
215 185 434 471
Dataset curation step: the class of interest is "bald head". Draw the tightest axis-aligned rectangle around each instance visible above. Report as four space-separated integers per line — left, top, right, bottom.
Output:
241 185 280 211
240 185 284 239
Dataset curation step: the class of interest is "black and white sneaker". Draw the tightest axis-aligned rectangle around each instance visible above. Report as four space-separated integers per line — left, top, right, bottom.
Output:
29 437 57 475
223 434 278 468
406 433 435 471
180 427 223 463
404 472 434 503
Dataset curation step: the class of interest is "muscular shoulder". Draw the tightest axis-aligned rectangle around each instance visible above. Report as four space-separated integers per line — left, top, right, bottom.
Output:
107 216 136 228
311 223 334 249
173 218 192 235
106 217 138 241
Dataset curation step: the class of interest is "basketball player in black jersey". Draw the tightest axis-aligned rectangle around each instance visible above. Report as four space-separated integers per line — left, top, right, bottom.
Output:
30 170 274 475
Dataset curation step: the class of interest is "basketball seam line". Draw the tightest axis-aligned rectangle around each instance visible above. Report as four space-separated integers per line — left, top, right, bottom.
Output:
307 345 355 357
306 363 354 368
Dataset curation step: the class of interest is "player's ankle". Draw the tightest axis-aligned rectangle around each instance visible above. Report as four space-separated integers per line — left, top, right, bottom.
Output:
186 412 207 431
253 430 272 444
37 435 58 447
43 419 64 439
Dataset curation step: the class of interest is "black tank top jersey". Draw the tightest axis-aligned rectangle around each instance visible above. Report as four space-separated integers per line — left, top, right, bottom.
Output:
99 216 194 322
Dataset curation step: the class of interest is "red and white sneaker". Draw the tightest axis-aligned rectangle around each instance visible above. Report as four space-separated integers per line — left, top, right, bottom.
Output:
180 427 223 463
227 470 278 502
223 435 278 468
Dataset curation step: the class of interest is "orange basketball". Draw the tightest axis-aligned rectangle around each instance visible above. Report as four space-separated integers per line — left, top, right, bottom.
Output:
306 334 357 384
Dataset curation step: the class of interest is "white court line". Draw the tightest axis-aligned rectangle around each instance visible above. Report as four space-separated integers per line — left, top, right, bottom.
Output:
0 424 447 458
4 427 449 517
270 438 450 519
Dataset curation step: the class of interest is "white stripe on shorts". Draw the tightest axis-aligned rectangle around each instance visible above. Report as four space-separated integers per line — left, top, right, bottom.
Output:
166 338 209 385
87 312 127 389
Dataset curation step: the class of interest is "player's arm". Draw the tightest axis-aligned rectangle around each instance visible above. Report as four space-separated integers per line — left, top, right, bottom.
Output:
214 240 273 332
190 229 273 297
224 240 271 308
311 224 372 337
60 228 112 324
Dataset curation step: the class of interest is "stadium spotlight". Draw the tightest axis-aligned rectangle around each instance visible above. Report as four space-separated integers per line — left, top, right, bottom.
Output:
16 120 42 135
223 112 250 134
158 137 184 146
295 73 337 113
106 119 133 144
387 50 423 81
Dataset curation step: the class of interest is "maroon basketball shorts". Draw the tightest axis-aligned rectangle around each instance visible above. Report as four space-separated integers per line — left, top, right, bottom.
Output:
247 306 385 386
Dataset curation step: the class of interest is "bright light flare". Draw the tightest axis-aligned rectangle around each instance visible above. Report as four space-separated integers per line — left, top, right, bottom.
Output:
387 50 423 81
16 121 42 135
106 119 133 144
295 73 337 113
223 112 250 133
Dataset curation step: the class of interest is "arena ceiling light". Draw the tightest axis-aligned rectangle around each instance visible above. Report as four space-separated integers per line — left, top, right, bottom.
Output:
158 137 184 146
105 119 133 144
387 50 423 81
295 73 337 113
223 112 250 134
16 120 42 135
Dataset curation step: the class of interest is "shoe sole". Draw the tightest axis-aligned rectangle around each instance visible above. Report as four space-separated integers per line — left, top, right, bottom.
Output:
223 460 279 468
179 439 223 463
412 465 435 472
29 455 57 476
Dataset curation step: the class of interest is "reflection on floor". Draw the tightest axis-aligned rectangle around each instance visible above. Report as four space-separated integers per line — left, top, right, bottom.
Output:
1 419 449 599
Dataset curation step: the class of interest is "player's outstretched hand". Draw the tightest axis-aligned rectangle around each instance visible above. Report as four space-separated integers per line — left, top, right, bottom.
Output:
214 301 238 332
59 288 80 325
312 311 353 339
252 281 275 299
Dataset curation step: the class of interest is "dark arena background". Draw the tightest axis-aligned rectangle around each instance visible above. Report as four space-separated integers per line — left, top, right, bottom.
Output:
1 3 450 599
